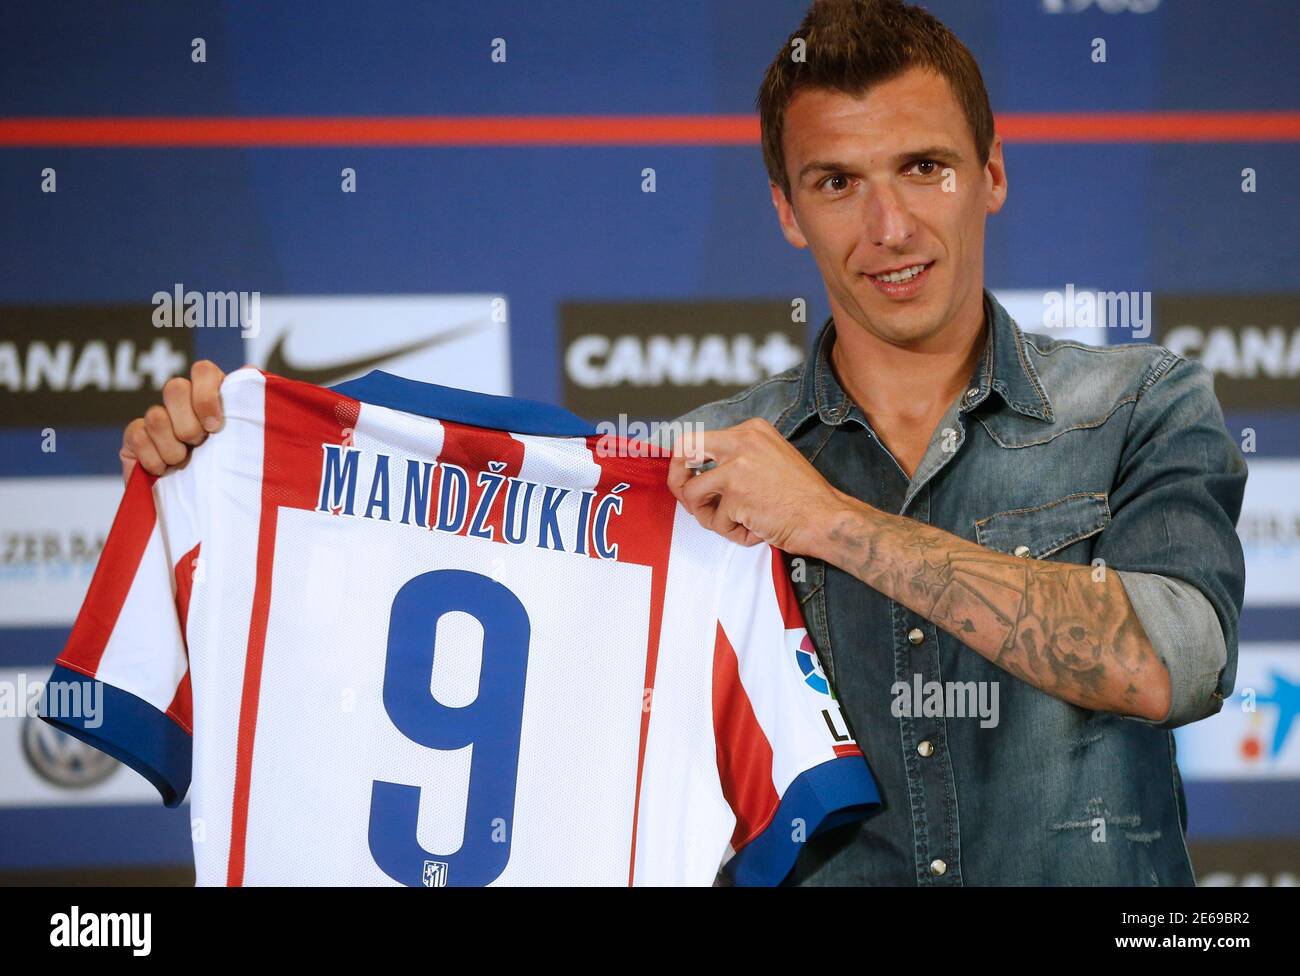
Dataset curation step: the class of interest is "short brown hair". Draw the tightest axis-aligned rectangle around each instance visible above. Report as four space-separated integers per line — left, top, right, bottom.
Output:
758 0 995 201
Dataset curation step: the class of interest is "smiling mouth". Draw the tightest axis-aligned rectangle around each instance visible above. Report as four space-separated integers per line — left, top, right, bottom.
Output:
867 261 933 283
861 260 935 299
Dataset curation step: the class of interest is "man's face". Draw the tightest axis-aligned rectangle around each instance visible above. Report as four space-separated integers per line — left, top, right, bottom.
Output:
771 66 1006 349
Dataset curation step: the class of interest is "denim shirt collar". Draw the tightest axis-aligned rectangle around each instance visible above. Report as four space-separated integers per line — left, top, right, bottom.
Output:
777 288 1055 438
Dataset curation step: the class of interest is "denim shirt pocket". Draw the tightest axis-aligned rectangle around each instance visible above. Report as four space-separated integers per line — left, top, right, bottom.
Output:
974 492 1112 559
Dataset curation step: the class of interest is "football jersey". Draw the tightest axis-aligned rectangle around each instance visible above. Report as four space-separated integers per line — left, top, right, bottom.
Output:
41 367 878 886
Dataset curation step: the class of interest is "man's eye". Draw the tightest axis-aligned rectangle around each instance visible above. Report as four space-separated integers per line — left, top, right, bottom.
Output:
822 174 851 192
914 160 941 176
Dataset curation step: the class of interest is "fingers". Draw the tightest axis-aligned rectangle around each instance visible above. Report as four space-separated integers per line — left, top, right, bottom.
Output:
143 403 190 468
121 417 166 480
190 360 225 433
671 419 777 465
118 359 226 483
666 455 694 503
702 504 753 546
119 422 141 484
671 427 723 465
666 419 781 547
676 462 724 514
668 429 728 503
674 463 750 541
671 426 704 461
162 376 207 446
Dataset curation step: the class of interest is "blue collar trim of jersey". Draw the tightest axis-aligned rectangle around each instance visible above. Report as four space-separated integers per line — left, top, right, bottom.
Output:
329 370 597 438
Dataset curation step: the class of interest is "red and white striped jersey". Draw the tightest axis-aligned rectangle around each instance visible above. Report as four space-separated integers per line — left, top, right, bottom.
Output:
42 367 878 886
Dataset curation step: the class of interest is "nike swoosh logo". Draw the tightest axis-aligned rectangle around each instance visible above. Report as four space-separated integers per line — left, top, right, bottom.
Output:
264 318 490 387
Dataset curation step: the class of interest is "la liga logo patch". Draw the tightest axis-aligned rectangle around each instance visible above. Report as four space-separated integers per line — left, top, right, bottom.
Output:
789 629 831 695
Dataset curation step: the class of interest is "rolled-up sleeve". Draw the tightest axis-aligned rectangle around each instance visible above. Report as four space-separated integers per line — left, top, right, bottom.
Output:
1116 571 1229 729
1092 354 1248 731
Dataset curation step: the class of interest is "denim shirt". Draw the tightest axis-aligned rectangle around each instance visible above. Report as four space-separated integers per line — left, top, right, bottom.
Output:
667 290 1247 885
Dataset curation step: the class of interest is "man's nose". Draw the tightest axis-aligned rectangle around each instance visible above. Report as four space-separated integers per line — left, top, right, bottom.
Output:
863 183 916 250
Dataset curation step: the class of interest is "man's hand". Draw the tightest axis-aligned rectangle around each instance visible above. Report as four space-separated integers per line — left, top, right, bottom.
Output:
120 360 226 483
666 418 849 552
664 416 1170 720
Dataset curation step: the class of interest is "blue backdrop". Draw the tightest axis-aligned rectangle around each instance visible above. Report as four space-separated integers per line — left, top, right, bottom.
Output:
1 0 1297 883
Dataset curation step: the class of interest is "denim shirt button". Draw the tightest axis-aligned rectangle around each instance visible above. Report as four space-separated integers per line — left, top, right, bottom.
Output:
917 740 935 758
1013 544 1032 558
930 858 948 877
964 387 981 404
908 627 924 645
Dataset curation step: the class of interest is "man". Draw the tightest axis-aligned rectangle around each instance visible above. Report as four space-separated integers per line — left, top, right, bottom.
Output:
122 0 1246 885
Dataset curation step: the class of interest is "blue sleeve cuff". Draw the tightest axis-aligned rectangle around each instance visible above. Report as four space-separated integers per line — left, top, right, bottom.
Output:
724 755 880 887
39 664 192 807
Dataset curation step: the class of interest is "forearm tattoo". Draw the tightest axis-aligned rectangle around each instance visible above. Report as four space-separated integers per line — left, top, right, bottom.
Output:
824 508 1165 717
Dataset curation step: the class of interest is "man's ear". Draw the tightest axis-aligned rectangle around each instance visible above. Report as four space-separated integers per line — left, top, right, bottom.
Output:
984 134 1007 215
770 182 809 249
